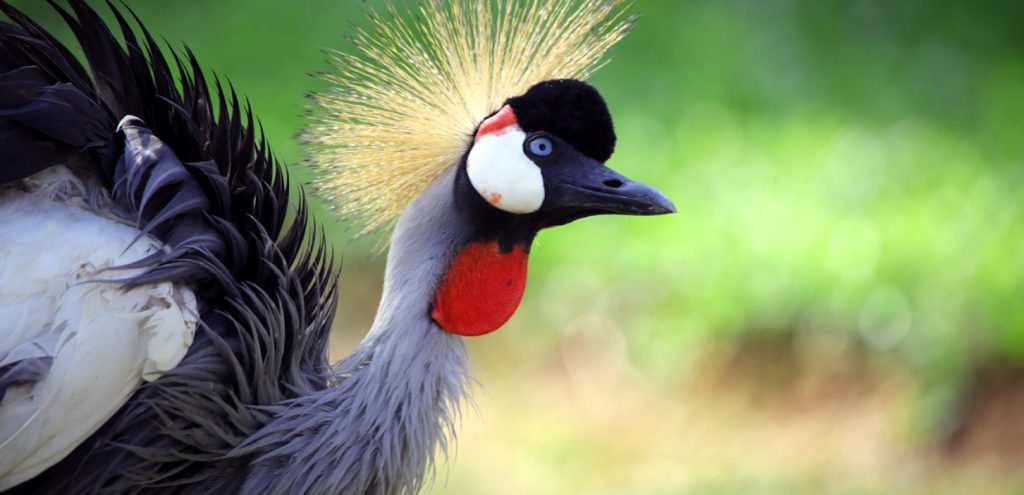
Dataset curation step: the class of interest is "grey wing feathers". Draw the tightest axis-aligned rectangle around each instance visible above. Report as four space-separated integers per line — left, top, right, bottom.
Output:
0 357 52 403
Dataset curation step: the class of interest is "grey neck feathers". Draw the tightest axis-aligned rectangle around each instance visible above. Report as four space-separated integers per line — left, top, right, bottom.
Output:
240 168 473 495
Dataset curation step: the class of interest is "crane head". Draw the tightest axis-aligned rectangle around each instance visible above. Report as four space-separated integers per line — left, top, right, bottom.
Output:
464 78 675 230
431 79 674 337
301 0 669 337
304 1 639 240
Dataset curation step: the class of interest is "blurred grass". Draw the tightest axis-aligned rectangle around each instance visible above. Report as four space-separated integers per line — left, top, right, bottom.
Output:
10 0 1024 493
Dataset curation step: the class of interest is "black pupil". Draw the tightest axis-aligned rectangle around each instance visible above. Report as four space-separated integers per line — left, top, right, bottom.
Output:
532 138 551 155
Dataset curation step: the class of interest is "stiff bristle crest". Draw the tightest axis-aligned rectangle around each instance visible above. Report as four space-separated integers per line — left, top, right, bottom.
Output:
303 0 634 240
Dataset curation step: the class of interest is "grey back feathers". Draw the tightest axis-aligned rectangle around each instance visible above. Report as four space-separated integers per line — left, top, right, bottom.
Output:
1 1 470 494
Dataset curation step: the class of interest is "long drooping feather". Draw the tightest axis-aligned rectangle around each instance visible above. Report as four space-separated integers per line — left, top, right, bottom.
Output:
0 1 338 491
303 0 634 237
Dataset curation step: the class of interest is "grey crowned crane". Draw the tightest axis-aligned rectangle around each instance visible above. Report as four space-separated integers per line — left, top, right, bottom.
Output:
0 0 673 493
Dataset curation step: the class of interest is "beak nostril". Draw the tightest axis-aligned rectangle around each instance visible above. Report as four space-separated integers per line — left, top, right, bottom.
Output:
603 179 623 189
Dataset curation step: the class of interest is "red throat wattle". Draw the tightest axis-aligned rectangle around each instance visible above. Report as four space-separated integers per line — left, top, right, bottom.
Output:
432 240 529 336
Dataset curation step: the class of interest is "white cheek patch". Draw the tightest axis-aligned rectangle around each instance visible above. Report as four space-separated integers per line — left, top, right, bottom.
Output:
466 128 545 214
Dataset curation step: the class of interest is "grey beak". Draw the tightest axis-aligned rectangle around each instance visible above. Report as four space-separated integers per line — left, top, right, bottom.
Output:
542 155 676 218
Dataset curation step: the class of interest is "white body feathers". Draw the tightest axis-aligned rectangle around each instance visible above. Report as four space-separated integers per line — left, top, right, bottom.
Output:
0 167 197 490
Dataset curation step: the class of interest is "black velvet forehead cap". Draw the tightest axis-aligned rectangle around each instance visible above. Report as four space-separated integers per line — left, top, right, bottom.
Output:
504 79 616 163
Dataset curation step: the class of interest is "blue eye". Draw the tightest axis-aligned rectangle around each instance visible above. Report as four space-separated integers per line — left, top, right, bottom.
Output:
526 135 554 158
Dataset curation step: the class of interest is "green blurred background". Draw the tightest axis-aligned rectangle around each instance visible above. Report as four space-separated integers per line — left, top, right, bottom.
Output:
13 0 1024 493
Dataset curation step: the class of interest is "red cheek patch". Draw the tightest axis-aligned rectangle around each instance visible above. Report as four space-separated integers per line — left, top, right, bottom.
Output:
432 240 529 336
474 105 518 143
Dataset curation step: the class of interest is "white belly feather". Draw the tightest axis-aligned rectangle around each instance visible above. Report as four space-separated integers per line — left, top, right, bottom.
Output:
0 166 198 489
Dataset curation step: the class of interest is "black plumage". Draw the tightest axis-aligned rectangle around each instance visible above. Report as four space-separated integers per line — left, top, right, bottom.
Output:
0 1 338 492
505 78 617 163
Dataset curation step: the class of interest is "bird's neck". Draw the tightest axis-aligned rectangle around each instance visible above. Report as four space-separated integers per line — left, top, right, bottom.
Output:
252 169 477 494
245 168 538 494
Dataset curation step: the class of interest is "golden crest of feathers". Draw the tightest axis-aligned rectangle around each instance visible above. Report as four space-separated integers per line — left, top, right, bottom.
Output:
303 0 635 238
